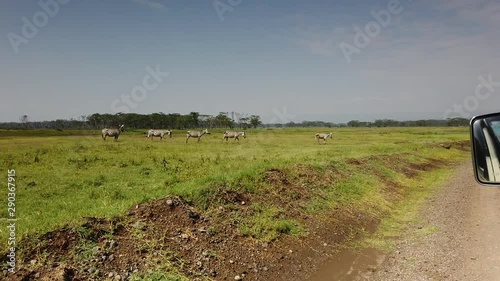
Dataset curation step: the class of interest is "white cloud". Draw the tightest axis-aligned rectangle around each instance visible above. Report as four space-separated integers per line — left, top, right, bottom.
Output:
431 0 500 25
293 0 500 115
297 0 500 63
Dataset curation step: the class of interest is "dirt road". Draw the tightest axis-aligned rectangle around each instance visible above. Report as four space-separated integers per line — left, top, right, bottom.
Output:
363 162 500 281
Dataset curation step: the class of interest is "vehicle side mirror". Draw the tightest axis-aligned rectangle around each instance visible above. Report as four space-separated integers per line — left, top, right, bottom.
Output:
470 113 500 185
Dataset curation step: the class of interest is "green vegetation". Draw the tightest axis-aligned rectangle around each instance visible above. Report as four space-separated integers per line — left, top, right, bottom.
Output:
129 271 188 281
240 204 303 242
361 167 456 251
0 127 470 250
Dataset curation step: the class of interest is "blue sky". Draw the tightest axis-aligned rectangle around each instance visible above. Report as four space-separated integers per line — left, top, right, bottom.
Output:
1 0 500 122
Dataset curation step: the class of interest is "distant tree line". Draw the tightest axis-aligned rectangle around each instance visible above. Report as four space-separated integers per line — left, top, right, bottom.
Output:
0 112 263 130
265 117 469 128
0 114 469 130
345 118 469 127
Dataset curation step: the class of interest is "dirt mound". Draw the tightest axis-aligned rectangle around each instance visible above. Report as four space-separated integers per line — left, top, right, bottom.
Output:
437 140 470 151
5 154 452 281
8 195 292 280
264 169 290 185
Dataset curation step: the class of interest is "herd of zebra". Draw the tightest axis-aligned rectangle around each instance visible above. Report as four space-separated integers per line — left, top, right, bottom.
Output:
101 125 333 144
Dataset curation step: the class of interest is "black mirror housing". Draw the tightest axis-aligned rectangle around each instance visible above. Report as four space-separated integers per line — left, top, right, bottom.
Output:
470 112 500 185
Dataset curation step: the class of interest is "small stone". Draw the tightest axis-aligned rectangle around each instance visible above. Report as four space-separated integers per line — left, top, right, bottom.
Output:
229 260 235 264
108 272 114 278
289 250 293 254
262 267 268 272
323 243 328 246
166 199 174 206
115 275 121 280
133 221 145 230
234 275 243 280
109 240 118 248
241 201 246 205
187 210 200 221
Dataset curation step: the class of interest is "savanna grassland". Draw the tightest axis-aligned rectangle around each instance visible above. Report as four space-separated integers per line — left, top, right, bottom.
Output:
0 127 470 280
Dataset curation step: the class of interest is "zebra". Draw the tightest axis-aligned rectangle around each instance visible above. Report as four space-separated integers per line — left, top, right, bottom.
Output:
222 131 246 142
147 129 172 140
315 132 333 144
102 125 125 141
186 129 210 143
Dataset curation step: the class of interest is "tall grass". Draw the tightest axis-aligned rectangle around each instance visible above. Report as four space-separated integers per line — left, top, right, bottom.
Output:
0 127 470 246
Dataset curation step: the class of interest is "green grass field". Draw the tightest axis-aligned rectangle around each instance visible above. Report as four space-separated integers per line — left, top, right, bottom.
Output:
0 127 470 250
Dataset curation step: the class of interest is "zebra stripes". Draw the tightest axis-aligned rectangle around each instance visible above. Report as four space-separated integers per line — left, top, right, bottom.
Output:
222 131 246 142
147 129 172 140
315 132 333 144
97 127 336 146
102 125 125 141
186 129 210 143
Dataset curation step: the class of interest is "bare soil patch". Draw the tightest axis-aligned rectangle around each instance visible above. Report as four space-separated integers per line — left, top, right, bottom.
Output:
4 151 458 281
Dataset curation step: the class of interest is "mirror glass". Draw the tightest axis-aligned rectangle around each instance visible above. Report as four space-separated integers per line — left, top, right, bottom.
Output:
471 113 500 185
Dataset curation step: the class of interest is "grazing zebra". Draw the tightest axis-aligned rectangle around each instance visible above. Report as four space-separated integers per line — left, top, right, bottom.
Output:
102 125 125 141
315 132 333 144
222 131 246 142
147 129 172 140
186 129 210 143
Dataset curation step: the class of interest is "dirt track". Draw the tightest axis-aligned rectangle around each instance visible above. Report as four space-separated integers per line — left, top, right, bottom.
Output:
364 161 500 281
